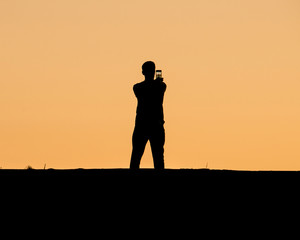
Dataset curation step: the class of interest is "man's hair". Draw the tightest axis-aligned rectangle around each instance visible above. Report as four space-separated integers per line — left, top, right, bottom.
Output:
142 61 155 73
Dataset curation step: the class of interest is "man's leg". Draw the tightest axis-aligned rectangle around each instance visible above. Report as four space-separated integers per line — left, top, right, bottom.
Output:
130 126 148 169
149 125 165 170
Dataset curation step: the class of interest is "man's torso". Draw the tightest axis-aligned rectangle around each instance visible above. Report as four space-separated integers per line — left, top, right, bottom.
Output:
134 80 166 125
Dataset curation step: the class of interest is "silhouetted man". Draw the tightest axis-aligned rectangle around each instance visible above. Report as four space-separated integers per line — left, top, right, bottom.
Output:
130 61 167 169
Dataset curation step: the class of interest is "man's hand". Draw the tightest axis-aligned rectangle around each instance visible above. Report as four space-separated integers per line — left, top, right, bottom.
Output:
155 77 164 82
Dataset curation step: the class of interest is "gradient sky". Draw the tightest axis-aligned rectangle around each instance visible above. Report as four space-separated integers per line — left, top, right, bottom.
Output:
1 0 300 170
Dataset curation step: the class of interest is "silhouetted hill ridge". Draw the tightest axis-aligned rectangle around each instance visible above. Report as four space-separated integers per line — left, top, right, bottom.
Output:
1 168 299 192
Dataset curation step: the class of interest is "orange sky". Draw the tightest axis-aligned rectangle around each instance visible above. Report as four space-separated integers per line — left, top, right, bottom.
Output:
1 0 300 170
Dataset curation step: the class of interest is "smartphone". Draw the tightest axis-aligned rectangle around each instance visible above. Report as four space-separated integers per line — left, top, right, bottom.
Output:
156 70 162 79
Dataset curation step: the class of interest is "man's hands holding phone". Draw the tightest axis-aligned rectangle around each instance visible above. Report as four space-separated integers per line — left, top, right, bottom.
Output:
155 70 163 82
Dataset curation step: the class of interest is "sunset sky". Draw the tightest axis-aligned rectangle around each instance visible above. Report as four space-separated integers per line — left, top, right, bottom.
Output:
1 0 300 170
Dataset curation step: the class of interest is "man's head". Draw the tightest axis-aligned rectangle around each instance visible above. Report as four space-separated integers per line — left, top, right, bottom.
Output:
142 61 155 79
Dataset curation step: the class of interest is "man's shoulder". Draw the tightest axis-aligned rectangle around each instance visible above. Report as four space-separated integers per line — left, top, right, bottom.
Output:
134 81 145 88
133 81 145 94
134 80 166 89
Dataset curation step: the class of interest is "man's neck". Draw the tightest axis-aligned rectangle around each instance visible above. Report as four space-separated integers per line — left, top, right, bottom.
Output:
145 77 154 82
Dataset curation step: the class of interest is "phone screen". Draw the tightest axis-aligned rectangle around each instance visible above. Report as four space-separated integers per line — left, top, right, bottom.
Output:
156 70 162 78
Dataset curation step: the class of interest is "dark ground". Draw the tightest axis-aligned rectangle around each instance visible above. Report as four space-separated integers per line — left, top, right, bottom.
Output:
1 169 298 233
2 168 299 195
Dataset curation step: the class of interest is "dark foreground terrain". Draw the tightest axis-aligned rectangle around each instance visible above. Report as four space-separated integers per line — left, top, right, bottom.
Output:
1 169 299 233
2 168 299 195
2 168 300 212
